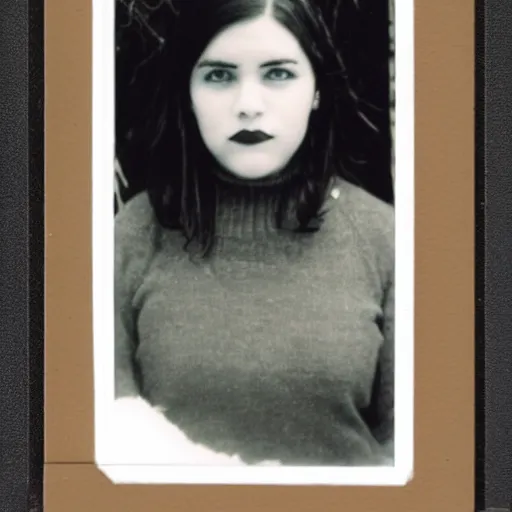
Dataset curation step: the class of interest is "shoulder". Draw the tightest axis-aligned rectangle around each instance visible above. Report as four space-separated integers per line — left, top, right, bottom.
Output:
329 178 394 235
115 191 157 242
115 191 165 266
115 191 160 286
326 179 394 279
335 180 394 235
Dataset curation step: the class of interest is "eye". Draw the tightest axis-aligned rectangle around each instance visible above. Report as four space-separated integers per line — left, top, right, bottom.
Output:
264 68 296 81
203 69 235 84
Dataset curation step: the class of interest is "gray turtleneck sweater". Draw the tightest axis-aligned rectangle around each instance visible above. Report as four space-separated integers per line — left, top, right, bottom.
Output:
115 178 394 466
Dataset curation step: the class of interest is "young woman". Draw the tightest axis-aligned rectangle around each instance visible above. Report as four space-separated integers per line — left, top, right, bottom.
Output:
112 0 395 467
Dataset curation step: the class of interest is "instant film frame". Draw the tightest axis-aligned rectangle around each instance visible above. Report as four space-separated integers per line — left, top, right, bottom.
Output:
42 0 476 511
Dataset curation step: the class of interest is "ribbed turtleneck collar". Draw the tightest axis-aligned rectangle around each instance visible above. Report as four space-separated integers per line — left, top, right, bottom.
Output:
211 165 301 243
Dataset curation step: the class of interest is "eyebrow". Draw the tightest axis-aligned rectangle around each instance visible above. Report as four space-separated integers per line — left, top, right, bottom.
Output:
260 59 299 68
197 58 299 69
197 60 237 69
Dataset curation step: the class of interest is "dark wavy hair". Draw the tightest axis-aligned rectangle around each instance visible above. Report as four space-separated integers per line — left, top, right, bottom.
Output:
119 0 378 255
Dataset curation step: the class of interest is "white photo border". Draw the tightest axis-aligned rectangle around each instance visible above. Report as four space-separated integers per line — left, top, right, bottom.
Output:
92 0 415 486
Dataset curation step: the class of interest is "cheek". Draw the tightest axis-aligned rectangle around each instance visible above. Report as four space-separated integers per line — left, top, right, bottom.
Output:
192 96 217 128
191 90 228 137
273 81 315 123
275 94 315 143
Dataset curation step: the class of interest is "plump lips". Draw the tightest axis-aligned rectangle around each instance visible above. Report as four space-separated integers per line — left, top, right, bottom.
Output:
229 130 274 145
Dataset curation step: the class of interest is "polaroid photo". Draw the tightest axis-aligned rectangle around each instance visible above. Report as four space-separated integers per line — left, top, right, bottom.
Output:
92 0 414 486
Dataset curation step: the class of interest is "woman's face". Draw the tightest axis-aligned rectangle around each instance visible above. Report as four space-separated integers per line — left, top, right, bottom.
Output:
189 15 318 181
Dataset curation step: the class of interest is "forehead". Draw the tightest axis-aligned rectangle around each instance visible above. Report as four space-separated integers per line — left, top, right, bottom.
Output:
201 16 306 62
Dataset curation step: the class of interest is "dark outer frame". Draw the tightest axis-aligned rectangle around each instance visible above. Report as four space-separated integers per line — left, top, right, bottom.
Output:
475 0 512 510
0 1 44 511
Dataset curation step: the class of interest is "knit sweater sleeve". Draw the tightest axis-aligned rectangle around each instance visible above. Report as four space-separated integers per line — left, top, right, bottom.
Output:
373 265 395 454
339 182 395 453
369 199 395 454
114 193 156 399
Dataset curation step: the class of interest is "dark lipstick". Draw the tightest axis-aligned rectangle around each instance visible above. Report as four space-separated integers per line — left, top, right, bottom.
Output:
229 130 274 145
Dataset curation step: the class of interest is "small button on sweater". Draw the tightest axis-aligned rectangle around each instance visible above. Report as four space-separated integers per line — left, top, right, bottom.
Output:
115 177 395 466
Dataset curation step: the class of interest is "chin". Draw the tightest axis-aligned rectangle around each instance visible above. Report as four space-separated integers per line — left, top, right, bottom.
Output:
223 158 284 182
231 169 278 181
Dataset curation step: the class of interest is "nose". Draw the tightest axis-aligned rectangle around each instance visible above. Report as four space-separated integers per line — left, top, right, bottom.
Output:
233 80 265 120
